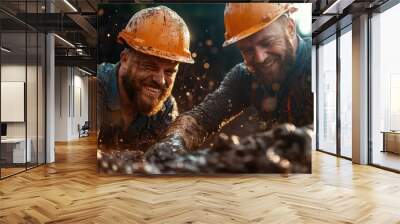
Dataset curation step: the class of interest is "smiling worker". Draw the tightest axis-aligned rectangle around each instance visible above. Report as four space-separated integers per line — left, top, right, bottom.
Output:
97 6 194 149
145 3 313 160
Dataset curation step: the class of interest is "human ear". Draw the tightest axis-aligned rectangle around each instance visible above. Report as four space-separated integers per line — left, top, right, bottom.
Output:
120 50 128 67
285 18 296 40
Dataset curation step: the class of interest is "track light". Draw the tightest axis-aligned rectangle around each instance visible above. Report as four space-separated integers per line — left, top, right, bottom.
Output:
1 47 11 53
322 0 355 15
54 34 75 48
78 67 92 76
63 0 78 12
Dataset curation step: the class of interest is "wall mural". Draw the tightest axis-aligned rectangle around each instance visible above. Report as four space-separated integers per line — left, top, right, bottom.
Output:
97 3 313 175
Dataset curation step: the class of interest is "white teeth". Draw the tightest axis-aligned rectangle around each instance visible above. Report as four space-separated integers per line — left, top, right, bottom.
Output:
264 60 275 67
144 86 160 95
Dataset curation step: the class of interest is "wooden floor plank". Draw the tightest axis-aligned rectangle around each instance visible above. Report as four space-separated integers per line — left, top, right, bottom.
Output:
0 136 399 223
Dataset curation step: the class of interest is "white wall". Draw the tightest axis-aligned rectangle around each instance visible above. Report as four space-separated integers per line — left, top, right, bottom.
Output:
55 67 89 141
55 66 69 141
1 63 45 163
1 65 42 137
72 72 89 138
1 65 26 139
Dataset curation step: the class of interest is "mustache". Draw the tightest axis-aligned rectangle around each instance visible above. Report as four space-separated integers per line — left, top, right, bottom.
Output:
142 80 167 91
258 55 282 68
121 74 168 99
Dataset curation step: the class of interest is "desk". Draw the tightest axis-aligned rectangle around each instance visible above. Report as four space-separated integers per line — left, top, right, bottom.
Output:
382 131 400 154
1 138 31 163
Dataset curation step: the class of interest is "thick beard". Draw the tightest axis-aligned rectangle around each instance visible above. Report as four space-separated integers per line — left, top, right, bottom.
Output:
121 73 136 102
139 85 172 116
276 47 295 80
255 38 296 84
121 70 171 116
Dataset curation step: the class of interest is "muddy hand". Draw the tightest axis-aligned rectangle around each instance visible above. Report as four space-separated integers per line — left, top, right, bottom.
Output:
144 134 188 163
142 123 312 174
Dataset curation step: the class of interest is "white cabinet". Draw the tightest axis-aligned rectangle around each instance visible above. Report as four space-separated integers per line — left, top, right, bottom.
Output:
1 138 32 163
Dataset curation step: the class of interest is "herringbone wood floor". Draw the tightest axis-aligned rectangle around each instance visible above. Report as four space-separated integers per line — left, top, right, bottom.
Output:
1 136 400 224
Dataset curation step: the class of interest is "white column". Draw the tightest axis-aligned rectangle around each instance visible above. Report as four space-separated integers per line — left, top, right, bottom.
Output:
46 1 55 163
55 67 73 141
352 14 369 164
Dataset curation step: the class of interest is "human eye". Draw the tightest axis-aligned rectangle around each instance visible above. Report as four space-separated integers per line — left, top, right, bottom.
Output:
242 47 253 55
261 40 272 48
140 62 157 71
164 69 175 76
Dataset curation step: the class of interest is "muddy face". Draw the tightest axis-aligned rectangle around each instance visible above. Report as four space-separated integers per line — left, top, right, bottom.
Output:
119 50 179 116
236 17 297 84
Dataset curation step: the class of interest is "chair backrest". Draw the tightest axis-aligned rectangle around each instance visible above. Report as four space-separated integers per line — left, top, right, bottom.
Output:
82 121 90 129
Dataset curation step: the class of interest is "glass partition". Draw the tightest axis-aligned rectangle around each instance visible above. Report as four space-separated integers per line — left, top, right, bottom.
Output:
1 31 28 177
0 0 46 179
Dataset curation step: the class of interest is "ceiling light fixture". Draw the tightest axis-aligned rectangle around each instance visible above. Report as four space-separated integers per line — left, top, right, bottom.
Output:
54 34 75 48
1 47 11 53
323 0 342 14
63 0 78 12
78 67 92 76
322 0 354 15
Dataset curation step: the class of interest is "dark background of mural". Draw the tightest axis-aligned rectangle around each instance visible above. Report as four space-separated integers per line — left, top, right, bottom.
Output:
98 3 243 112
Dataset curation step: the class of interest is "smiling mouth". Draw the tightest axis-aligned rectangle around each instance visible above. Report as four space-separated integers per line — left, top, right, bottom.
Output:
142 86 161 98
263 58 278 68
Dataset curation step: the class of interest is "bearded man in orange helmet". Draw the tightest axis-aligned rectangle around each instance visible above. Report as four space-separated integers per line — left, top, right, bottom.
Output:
97 6 194 149
145 3 313 161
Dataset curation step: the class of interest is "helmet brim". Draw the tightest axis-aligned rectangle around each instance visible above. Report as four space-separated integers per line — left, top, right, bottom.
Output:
117 30 195 64
222 8 290 47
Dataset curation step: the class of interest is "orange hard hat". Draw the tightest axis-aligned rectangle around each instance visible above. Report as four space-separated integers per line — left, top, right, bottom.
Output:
117 6 194 64
223 3 297 47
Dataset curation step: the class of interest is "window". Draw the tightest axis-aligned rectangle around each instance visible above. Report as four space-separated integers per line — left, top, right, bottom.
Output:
317 36 337 154
371 3 400 171
339 28 352 158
